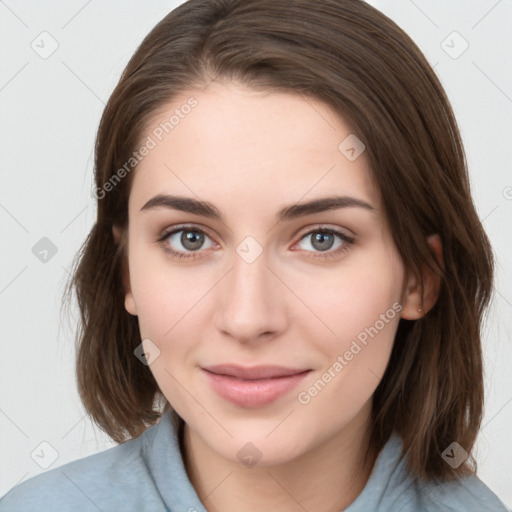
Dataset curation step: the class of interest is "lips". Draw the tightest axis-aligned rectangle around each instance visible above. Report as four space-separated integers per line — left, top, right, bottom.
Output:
201 364 312 408
202 364 309 380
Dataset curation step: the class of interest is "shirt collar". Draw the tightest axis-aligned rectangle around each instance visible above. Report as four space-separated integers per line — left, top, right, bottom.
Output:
143 408 406 512
143 408 208 512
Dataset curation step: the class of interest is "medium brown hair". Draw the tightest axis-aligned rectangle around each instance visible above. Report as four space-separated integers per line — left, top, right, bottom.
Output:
63 0 494 482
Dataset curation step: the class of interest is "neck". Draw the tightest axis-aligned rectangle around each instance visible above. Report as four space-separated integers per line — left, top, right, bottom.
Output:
180 402 377 512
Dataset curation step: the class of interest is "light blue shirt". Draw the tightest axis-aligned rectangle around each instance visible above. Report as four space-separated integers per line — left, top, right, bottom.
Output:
0 409 508 511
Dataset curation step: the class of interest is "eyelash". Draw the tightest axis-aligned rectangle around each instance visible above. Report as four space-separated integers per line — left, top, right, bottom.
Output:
156 225 355 261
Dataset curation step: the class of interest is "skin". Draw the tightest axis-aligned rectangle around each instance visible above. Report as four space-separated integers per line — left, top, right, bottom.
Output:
114 81 441 512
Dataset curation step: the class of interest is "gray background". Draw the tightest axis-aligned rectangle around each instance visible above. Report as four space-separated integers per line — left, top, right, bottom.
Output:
1 0 511 507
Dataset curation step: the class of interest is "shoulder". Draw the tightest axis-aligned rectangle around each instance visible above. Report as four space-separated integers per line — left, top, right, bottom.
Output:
0 423 165 512
416 472 509 512
346 433 509 512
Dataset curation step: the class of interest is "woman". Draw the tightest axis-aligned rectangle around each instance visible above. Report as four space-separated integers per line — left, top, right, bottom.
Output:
1 0 507 510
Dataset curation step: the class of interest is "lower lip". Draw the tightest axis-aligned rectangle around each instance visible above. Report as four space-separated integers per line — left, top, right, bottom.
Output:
202 369 311 408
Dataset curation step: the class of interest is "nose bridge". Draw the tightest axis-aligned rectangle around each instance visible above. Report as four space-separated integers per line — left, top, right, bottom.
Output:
232 241 270 299
214 238 285 342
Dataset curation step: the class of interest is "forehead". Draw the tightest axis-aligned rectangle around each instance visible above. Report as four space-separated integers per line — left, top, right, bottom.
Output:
129 81 380 216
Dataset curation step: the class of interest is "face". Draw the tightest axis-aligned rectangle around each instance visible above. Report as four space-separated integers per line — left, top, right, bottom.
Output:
120 81 411 467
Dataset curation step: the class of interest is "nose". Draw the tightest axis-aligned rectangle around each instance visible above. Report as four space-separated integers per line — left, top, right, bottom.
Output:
214 246 288 345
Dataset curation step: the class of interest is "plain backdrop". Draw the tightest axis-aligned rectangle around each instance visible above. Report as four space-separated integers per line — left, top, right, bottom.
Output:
1 0 511 507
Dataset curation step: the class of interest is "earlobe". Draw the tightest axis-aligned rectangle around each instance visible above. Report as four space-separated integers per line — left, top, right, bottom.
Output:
124 291 138 316
401 234 443 320
112 225 138 316
112 225 121 244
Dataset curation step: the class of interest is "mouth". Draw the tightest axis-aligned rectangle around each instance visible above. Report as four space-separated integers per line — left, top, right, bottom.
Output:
201 364 312 408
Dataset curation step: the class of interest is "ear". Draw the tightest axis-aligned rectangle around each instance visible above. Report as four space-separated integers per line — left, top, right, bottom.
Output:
112 225 138 316
400 234 443 320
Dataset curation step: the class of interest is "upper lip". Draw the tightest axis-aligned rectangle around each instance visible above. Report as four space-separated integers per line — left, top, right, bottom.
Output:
202 364 310 380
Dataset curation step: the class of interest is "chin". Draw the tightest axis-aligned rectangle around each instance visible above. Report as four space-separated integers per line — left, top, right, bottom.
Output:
204 421 312 467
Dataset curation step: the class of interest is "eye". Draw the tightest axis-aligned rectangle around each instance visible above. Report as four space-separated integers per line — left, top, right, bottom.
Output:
294 227 354 259
157 225 216 259
157 225 355 261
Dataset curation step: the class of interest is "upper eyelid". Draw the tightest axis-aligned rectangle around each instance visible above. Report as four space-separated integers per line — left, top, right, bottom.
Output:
161 224 216 242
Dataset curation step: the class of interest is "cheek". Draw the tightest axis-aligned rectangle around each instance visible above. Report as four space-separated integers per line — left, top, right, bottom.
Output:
130 234 404 353
292 249 403 404
128 237 213 338
299 318 397 427
128 253 210 412
290 247 404 349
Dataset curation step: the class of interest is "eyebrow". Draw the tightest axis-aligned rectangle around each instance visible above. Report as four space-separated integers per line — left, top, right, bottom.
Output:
140 194 375 223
